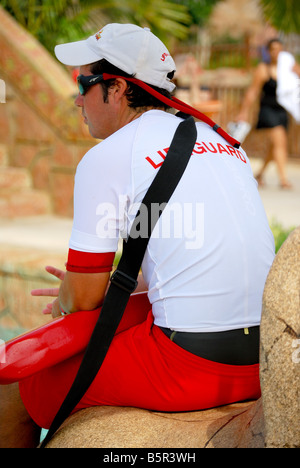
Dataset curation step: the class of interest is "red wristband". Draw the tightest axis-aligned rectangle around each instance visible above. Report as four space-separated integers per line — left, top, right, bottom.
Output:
66 249 115 273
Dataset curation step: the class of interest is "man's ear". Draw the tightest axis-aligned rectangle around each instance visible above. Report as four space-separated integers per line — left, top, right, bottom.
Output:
109 77 128 103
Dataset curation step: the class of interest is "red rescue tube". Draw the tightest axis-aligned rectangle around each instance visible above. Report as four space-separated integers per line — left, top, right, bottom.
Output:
0 292 150 385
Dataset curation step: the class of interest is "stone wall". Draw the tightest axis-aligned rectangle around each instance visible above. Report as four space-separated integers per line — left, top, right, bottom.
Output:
0 244 66 340
0 6 94 217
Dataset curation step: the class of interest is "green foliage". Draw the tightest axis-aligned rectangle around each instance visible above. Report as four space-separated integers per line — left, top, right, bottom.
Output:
171 0 219 26
1 0 92 53
96 0 192 47
270 219 295 253
260 0 300 34
1 0 192 53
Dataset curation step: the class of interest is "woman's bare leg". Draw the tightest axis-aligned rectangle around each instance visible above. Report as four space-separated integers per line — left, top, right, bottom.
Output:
0 383 41 448
269 126 291 187
255 142 273 186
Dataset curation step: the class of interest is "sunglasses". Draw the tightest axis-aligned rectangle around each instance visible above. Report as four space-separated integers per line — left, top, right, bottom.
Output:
77 74 104 95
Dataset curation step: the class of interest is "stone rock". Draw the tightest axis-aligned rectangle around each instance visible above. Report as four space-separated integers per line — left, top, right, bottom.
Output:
0 167 31 189
0 188 51 218
260 226 300 448
44 227 300 449
45 399 264 449
0 245 66 333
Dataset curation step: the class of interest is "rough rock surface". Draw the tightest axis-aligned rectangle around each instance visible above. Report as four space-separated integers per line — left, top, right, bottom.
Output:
260 226 300 448
45 227 300 449
45 400 264 449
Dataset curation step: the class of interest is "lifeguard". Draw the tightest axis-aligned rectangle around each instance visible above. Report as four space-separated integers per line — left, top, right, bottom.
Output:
0 23 274 448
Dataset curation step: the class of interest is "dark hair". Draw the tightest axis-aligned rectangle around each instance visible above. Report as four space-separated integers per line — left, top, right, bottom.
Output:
90 59 175 110
266 38 283 50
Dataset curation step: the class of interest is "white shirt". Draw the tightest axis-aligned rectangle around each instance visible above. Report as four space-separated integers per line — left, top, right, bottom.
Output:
69 110 275 332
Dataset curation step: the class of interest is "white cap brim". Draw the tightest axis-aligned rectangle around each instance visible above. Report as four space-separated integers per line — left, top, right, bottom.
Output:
54 40 101 67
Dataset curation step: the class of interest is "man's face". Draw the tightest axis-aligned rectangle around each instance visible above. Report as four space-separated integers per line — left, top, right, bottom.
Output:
75 65 117 139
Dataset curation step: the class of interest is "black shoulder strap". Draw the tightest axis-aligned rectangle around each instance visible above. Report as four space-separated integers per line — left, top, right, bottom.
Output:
40 116 197 447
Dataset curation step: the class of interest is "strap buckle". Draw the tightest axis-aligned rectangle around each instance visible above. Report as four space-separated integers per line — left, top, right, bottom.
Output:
110 270 138 294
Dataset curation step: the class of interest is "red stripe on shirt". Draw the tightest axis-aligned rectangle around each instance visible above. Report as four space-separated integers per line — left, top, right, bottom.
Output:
66 249 115 273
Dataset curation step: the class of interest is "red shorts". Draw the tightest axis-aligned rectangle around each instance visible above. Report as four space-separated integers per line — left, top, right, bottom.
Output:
19 309 260 429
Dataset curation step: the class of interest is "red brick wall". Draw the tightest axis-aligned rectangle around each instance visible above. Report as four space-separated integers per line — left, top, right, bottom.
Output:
0 7 94 217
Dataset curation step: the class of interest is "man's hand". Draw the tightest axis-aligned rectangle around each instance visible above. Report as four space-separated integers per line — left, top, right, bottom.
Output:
31 266 65 317
32 265 110 317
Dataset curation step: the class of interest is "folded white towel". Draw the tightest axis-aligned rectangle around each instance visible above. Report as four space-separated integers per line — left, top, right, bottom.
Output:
227 121 251 143
277 51 300 123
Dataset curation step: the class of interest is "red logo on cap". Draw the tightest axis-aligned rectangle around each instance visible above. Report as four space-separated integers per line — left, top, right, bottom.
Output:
161 53 170 62
95 30 103 41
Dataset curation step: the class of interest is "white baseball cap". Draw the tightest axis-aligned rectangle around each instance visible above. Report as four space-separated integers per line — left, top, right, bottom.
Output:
54 23 176 92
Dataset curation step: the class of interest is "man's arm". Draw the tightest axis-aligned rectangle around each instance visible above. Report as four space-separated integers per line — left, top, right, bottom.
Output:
32 266 111 318
32 261 147 318
58 271 110 315
292 62 300 77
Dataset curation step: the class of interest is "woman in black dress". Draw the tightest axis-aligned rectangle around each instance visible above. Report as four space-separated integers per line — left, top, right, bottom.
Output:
237 39 300 189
